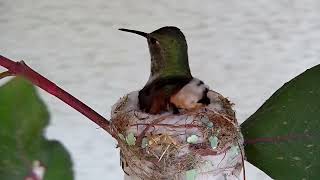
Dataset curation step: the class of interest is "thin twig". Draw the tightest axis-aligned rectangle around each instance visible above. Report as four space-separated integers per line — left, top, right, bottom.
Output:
0 71 13 79
237 140 246 180
0 55 115 137
158 144 170 162
131 123 201 128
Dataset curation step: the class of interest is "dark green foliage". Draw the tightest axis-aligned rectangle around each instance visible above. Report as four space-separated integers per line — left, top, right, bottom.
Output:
241 65 320 179
0 77 73 180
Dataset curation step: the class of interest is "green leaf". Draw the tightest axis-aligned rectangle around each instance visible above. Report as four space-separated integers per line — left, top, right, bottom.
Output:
241 65 320 179
0 77 73 180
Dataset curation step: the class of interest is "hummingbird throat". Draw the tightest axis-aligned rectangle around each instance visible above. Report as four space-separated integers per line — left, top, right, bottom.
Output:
147 42 192 83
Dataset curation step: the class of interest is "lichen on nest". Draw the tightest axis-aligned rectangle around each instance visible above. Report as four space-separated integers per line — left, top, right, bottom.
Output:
110 81 244 180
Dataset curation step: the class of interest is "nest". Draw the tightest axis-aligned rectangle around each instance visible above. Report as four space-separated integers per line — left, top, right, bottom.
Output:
110 90 244 180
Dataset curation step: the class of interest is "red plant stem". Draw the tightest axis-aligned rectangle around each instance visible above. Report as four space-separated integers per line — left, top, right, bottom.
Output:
0 55 115 137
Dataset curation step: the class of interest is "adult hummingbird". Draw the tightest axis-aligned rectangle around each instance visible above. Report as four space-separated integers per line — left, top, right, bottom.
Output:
119 26 209 114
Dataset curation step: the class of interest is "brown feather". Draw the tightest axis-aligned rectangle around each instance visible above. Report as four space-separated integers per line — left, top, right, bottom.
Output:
138 76 192 114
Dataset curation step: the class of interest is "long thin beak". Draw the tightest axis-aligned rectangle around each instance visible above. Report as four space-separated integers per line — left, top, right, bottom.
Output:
118 28 148 38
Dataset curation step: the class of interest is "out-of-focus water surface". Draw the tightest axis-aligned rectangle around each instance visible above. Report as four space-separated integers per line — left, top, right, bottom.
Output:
1 0 320 179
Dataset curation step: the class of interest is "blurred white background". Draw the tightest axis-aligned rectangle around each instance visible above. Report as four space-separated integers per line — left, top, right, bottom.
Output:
1 0 320 179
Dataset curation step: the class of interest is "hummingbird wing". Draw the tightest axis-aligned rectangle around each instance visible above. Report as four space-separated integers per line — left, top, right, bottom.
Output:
138 76 192 114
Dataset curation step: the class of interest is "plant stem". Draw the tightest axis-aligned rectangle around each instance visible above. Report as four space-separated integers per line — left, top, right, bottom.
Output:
0 55 114 137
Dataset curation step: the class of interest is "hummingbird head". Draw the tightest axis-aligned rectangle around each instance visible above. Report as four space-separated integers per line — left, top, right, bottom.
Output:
119 26 192 82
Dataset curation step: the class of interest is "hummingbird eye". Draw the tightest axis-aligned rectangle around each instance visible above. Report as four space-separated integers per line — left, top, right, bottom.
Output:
150 37 158 45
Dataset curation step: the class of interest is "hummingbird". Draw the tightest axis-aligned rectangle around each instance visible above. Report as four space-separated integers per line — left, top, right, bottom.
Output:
119 26 210 114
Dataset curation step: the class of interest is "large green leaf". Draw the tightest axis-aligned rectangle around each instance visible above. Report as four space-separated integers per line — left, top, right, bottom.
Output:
241 65 320 179
0 77 73 180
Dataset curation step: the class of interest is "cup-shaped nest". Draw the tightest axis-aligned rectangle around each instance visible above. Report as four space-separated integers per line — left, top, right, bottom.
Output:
111 89 244 180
